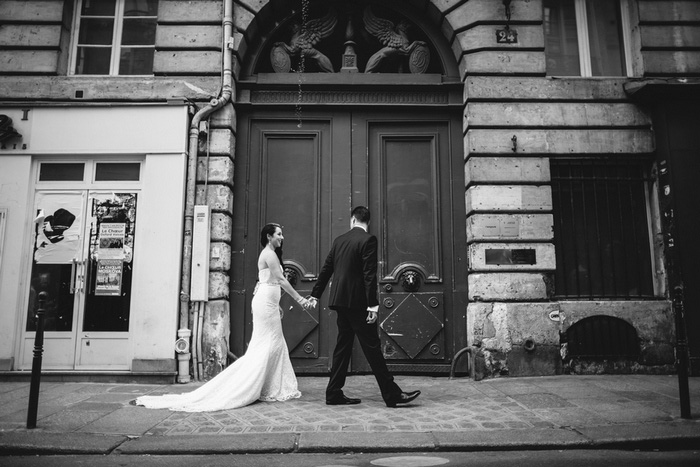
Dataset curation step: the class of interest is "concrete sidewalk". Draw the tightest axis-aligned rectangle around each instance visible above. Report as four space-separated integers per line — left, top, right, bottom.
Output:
0 374 699 455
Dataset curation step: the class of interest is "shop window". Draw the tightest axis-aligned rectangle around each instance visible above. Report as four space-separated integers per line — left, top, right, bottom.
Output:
72 0 158 76
551 159 655 299
39 163 85 181
95 162 140 181
544 0 632 77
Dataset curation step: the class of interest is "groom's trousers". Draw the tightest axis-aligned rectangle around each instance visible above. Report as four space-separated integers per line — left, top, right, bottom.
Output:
326 307 401 402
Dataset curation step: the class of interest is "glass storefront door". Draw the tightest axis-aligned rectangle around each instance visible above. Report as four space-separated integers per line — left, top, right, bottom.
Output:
20 160 140 370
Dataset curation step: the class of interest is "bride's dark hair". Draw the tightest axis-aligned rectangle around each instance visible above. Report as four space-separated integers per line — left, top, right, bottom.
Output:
260 223 284 266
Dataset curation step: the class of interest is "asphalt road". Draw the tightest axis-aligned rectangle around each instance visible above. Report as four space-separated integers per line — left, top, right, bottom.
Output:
1 450 699 467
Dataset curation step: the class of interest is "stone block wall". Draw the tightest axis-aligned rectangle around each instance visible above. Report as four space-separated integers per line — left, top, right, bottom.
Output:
439 0 666 377
194 103 236 377
223 0 693 379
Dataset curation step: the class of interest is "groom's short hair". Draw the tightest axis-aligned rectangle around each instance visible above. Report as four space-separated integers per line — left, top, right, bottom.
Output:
351 206 370 224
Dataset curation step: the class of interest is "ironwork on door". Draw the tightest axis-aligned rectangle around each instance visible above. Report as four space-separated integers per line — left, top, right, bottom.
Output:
233 111 466 374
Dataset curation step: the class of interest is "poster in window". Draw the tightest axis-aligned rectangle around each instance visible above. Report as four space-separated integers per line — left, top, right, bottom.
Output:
90 193 136 264
97 223 126 259
95 259 123 296
33 191 84 264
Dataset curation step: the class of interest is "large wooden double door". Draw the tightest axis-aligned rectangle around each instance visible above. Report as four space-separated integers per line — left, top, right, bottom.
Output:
232 109 467 374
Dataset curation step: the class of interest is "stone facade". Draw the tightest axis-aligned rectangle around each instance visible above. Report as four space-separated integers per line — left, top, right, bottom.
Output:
2 0 699 379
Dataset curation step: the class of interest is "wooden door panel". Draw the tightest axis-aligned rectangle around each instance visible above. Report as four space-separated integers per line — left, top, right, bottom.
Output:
261 132 321 279
372 122 447 367
351 115 466 373
378 134 441 281
253 120 328 371
233 115 350 372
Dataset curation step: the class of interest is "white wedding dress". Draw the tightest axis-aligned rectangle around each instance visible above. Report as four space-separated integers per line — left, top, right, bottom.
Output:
134 268 301 411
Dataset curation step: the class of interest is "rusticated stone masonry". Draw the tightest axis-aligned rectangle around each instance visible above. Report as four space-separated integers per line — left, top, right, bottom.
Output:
195 103 236 378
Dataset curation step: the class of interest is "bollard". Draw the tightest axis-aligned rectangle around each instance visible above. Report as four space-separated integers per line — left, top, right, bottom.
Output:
673 286 692 419
26 291 47 429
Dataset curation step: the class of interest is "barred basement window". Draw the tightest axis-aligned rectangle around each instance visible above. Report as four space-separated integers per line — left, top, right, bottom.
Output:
71 0 158 76
551 159 655 299
566 315 640 360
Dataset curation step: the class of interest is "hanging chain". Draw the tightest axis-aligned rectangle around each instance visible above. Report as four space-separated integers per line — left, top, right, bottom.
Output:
295 0 309 128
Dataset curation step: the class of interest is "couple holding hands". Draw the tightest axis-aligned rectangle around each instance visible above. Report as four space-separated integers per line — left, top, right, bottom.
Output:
135 206 420 412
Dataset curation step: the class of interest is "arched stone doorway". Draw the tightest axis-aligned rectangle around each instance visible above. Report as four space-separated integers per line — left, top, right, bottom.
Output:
231 0 467 374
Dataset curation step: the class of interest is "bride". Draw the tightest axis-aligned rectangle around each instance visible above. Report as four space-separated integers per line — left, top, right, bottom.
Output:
134 223 310 411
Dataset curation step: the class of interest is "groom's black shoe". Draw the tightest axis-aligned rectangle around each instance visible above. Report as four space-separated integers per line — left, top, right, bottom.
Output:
385 390 421 408
326 395 361 405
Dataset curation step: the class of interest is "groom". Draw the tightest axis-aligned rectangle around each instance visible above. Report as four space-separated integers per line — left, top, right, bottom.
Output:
310 206 420 407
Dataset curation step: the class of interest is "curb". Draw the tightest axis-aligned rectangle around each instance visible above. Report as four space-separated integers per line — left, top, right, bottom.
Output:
0 432 127 455
2 422 699 456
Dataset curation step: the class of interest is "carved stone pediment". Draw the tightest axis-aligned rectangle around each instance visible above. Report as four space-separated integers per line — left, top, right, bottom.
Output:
261 1 440 75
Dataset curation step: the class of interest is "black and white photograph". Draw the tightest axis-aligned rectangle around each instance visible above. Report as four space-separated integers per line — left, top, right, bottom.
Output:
0 1 698 465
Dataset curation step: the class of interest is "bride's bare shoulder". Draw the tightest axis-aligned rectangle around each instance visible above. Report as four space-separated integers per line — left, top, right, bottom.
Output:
258 248 279 268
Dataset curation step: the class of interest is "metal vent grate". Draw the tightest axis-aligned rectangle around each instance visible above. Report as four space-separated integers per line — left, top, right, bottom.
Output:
566 315 640 359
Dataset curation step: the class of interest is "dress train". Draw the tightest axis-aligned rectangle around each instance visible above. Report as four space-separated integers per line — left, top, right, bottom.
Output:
134 269 300 412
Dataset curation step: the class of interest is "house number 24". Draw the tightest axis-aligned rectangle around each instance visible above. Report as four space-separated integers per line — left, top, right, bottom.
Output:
496 28 518 44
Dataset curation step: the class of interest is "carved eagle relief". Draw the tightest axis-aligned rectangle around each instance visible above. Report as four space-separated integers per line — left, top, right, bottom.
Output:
267 5 431 74
362 6 430 73
271 7 338 73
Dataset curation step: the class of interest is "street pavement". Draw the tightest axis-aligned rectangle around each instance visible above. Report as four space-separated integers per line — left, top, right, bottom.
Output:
0 374 699 455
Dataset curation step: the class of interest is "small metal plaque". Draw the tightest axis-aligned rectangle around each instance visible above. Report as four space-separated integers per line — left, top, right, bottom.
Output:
496 28 518 44
485 248 536 265
482 217 520 238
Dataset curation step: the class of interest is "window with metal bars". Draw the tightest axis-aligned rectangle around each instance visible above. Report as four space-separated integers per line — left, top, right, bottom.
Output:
551 158 655 299
565 315 640 359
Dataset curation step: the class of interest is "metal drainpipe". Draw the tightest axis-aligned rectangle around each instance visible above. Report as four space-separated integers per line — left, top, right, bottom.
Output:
178 0 235 380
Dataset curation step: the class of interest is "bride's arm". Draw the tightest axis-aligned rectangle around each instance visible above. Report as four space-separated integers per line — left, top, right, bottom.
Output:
264 251 309 307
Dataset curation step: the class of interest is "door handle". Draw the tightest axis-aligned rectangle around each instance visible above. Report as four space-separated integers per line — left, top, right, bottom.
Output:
77 259 87 292
69 258 77 294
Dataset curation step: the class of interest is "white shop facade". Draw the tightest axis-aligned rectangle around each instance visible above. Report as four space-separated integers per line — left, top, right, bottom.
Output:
0 104 188 379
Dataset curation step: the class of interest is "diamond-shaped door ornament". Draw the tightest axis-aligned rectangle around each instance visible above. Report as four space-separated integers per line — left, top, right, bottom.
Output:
280 294 319 354
380 294 443 358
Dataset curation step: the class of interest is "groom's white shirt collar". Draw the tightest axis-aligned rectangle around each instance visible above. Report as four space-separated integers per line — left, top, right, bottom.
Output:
353 224 368 232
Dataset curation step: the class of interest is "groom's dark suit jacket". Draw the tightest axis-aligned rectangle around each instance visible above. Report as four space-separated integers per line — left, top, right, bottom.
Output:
311 227 379 311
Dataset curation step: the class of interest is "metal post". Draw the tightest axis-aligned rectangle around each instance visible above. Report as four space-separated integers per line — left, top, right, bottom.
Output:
26 291 46 429
657 159 692 420
673 285 692 419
